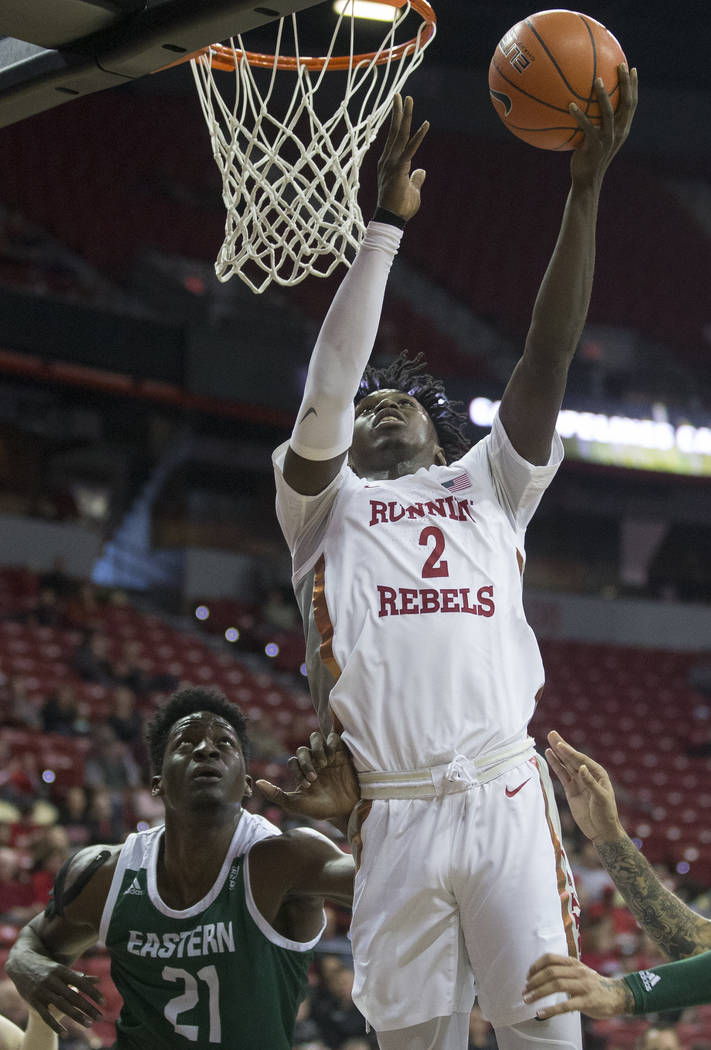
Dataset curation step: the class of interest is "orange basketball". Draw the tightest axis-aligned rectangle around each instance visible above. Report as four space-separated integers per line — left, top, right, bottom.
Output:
488 9 627 150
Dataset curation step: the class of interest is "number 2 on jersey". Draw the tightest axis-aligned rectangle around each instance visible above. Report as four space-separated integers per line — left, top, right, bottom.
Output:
163 965 221 1043
419 526 449 578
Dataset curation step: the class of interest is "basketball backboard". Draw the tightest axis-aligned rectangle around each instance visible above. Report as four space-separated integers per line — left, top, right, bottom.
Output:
0 0 325 129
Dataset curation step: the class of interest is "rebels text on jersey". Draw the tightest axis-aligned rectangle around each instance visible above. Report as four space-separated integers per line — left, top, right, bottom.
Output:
274 413 563 771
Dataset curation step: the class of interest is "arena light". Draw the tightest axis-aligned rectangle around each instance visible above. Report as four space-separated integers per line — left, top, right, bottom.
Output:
224 627 239 643
41 769 56 784
265 642 280 658
195 604 210 621
333 1 397 21
469 397 711 476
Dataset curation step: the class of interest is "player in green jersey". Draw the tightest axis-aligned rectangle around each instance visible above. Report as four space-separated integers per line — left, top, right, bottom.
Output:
522 731 711 1020
6 686 359 1050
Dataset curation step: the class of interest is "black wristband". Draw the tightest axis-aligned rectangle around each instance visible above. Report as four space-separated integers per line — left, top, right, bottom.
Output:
372 206 407 230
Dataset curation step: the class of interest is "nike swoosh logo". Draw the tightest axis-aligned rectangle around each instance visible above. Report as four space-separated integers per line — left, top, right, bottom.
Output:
505 778 531 798
299 407 317 423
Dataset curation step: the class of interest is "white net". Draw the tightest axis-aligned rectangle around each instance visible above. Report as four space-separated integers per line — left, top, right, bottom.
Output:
190 1 436 293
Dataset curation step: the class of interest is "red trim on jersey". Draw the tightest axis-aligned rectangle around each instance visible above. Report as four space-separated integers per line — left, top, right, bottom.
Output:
313 554 342 682
537 767 580 959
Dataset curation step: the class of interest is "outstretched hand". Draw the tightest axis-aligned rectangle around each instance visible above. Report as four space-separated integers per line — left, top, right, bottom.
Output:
377 94 429 221
8 956 104 1036
257 731 360 823
545 730 625 844
569 63 638 185
523 954 631 1020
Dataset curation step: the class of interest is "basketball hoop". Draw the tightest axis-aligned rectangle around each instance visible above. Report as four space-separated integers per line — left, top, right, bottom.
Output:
186 0 436 293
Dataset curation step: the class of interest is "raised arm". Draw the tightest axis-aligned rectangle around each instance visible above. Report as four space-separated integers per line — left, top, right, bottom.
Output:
6 847 114 1036
283 94 429 495
545 730 711 959
498 66 638 465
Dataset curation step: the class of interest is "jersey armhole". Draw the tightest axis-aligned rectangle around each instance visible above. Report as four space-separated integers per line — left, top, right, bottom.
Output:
98 841 133 945
243 853 326 953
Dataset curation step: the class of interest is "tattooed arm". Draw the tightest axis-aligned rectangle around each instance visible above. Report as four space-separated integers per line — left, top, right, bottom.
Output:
545 731 711 959
594 835 710 958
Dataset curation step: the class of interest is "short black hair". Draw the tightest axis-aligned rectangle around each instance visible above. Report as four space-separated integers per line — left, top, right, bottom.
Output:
355 351 471 464
146 686 250 776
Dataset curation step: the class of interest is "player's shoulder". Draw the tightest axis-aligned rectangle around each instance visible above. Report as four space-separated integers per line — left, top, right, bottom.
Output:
55 844 122 911
37 843 122 937
251 826 342 865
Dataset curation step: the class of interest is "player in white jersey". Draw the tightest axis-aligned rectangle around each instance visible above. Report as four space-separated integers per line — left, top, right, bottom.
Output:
273 79 637 1050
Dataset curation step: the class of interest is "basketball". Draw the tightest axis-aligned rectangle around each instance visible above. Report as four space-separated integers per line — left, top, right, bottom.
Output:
488 9 627 150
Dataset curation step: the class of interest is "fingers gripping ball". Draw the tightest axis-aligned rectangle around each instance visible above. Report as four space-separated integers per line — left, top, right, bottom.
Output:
488 9 627 150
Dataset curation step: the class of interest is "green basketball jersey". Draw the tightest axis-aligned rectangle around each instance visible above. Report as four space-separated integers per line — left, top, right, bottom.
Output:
99 813 323 1049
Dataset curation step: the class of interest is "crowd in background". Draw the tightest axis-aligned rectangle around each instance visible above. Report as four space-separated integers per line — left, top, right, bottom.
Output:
0 566 709 1049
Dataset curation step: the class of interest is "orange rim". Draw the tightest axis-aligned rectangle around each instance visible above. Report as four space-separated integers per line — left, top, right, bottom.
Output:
188 0 436 73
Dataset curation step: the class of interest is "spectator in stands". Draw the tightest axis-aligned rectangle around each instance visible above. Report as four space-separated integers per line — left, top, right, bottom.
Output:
0 847 37 923
56 787 91 849
84 725 141 794
292 994 326 1047
15 588 66 629
29 827 70 911
64 582 101 630
248 709 288 762
261 585 299 632
0 674 40 730
38 558 76 602
317 904 351 958
116 639 178 696
636 1025 682 1050
0 752 42 813
40 685 89 737
106 686 142 749
310 964 371 1048
84 786 123 845
72 631 114 685
571 840 617 906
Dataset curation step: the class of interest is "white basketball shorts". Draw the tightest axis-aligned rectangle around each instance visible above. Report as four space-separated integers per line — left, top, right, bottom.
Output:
350 754 580 1031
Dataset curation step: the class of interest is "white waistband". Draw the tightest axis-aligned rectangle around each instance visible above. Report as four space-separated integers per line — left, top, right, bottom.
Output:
358 738 536 800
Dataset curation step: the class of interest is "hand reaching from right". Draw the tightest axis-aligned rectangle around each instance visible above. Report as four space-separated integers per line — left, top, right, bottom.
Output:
545 730 626 845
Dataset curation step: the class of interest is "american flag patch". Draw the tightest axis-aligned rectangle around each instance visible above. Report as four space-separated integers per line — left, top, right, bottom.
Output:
441 472 470 492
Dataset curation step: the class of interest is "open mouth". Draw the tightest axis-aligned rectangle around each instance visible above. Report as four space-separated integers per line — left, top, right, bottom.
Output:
374 409 405 427
192 767 222 781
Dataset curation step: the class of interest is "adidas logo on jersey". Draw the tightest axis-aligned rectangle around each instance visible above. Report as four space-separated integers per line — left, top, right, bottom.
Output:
123 876 143 896
639 970 661 991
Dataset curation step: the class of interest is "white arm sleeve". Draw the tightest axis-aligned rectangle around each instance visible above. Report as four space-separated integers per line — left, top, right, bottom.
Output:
289 220 403 462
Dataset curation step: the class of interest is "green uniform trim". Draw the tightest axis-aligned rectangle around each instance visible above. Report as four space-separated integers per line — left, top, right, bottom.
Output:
624 950 711 1015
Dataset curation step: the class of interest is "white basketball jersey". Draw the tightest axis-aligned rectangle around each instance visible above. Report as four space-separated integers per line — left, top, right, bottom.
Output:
274 413 563 772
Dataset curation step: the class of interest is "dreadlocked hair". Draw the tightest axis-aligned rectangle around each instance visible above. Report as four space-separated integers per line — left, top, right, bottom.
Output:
355 351 471 464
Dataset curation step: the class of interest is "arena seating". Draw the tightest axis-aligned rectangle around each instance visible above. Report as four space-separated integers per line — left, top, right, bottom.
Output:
533 640 711 884
3 568 711 1046
0 96 707 369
